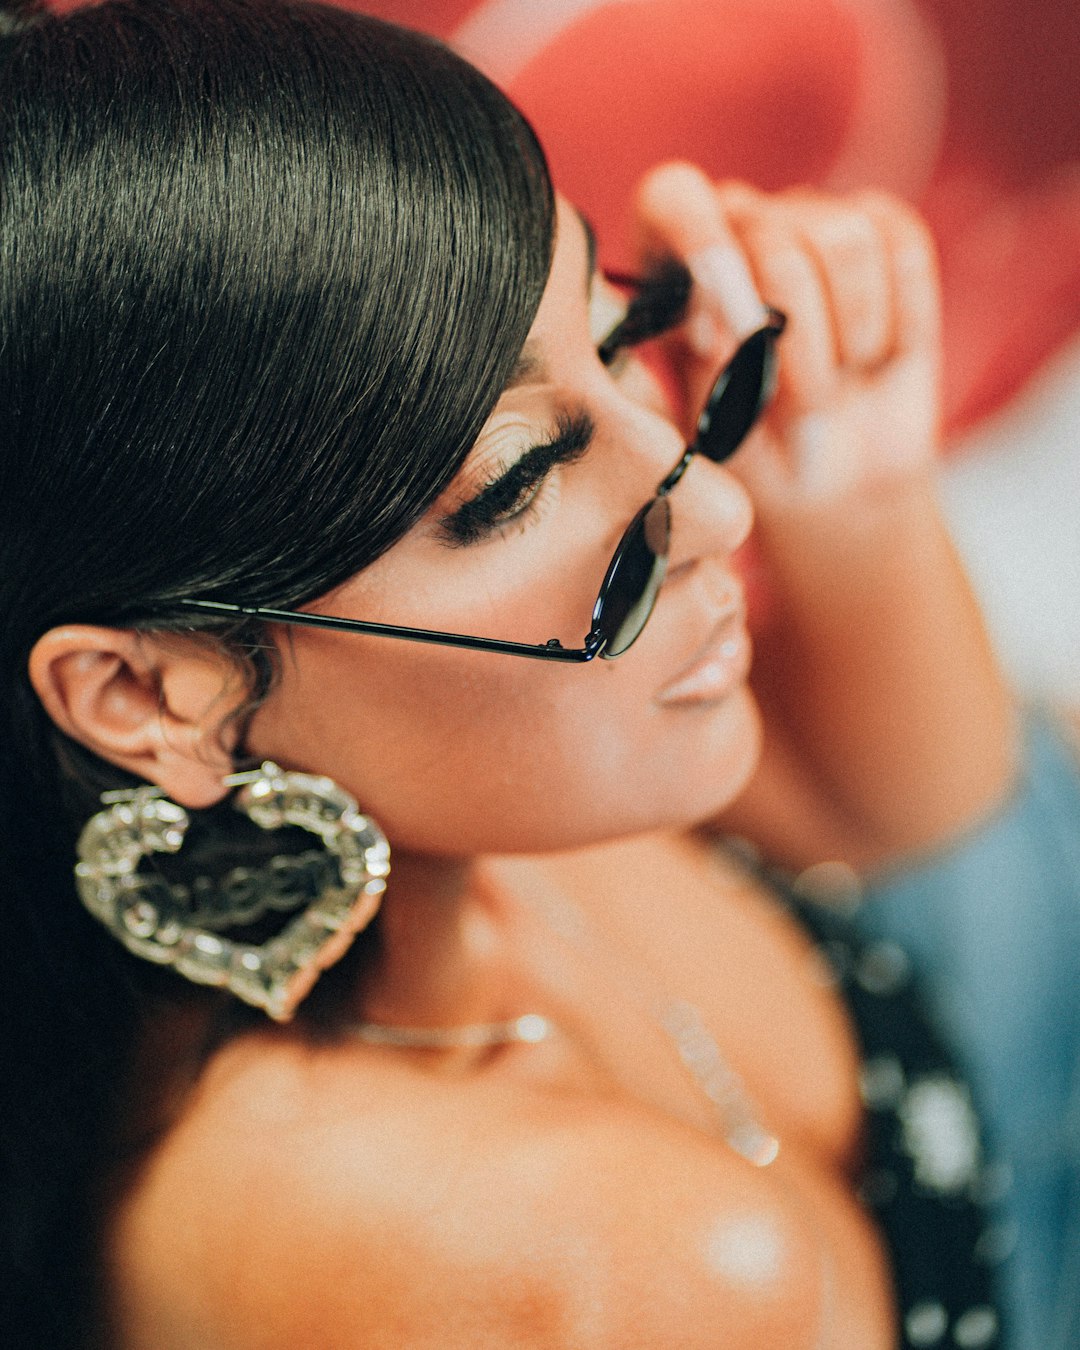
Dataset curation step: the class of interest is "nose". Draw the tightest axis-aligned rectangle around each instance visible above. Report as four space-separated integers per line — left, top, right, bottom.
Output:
610 386 754 580
663 449 754 567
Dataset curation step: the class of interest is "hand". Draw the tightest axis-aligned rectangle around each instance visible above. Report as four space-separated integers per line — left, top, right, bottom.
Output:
632 163 941 516
628 164 1014 872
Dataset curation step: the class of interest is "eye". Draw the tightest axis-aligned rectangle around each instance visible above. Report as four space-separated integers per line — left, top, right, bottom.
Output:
438 412 595 547
472 468 546 538
591 279 632 362
595 260 692 367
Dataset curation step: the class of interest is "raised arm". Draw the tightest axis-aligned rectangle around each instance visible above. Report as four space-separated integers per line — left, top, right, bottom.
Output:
630 164 1017 873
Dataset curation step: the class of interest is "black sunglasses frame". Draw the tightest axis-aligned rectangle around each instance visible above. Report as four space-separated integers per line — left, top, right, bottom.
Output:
180 298 786 663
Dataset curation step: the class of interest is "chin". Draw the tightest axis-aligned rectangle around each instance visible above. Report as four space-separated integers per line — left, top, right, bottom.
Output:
548 684 763 852
544 684 762 852
659 683 763 831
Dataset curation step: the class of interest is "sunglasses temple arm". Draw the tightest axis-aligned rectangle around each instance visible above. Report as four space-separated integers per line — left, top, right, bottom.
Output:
176 599 599 663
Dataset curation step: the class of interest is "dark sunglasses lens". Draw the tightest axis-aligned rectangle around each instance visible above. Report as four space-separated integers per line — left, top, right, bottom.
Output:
695 326 779 464
591 495 670 657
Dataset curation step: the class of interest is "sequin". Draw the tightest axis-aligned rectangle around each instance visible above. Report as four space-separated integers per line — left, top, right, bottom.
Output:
860 1054 906 1110
953 1306 999 1347
898 1075 981 1194
855 940 912 996
905 1299 948 1345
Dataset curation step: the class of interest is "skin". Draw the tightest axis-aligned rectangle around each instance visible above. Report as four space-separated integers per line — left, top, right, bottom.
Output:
30 166 1017 1348
240 197 762 856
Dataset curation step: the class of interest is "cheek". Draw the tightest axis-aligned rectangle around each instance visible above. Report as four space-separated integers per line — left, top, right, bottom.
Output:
244 644 600 850
245 642 760 855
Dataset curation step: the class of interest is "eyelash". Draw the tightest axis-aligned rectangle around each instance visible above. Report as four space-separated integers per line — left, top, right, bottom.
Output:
597 259 692 367
439 411 595 547
436 265 689 549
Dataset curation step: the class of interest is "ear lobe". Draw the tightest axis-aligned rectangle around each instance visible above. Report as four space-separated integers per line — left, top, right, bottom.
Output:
28 625 246 808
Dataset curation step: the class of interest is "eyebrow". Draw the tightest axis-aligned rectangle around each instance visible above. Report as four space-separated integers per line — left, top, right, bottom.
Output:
504 208 600 390
505 345 544 388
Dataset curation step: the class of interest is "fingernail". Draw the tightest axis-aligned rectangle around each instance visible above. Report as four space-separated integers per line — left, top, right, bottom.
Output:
687 245 769 338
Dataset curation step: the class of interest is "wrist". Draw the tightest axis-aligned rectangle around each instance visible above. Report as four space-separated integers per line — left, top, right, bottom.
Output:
749 465 944 596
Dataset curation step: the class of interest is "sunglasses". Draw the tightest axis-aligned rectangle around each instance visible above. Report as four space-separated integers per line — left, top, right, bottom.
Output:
180 275 785 662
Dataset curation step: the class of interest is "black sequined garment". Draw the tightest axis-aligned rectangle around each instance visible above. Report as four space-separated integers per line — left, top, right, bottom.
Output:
787 891 1008 1350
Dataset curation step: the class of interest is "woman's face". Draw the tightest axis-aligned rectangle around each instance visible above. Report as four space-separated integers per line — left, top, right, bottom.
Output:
245 198 759 856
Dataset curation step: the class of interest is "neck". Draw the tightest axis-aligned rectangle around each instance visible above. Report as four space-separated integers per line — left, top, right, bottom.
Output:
359 851 518 1026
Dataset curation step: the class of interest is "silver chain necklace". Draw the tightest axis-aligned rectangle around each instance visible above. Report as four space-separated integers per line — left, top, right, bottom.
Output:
350 1001 779 1168
342 853 850 1338
351 1012 552 1049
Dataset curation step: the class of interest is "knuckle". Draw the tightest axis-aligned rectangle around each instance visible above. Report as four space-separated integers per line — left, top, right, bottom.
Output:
712 179 761 211
854 191 937 256
900 218 938 270
755 234 813 289
815 215 880 270
849 187 903 215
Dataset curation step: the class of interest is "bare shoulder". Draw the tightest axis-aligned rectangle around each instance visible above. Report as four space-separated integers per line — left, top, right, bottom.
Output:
107 1029 885 1350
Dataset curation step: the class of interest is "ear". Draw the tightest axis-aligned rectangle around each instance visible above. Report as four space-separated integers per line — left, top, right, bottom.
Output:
28 626 251 808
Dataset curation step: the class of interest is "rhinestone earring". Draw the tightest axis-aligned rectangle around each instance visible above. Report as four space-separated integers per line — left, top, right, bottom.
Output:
74 761 390 1021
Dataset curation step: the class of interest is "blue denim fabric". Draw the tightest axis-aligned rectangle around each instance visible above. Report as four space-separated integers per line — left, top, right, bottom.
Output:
852 713 1080 1350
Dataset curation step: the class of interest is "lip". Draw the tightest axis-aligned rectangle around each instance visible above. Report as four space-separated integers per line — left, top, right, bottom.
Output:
654 605 751 708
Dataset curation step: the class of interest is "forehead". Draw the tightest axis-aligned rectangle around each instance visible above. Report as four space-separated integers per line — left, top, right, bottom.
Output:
504 197 595 389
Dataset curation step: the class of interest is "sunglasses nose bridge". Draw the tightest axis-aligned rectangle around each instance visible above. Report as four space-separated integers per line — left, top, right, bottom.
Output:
660 435 756 572
656 447 696 497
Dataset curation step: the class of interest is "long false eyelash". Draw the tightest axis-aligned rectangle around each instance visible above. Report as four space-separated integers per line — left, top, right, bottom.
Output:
598 257 693 365
439 411 596 547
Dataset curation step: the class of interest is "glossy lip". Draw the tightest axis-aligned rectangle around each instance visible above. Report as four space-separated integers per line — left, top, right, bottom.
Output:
654 595 751 708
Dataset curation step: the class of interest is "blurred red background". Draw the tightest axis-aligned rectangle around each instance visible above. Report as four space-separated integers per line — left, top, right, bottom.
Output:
355 0 1080 443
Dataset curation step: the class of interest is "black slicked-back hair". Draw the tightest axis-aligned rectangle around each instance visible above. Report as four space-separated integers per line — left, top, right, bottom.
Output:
0 1 554 1342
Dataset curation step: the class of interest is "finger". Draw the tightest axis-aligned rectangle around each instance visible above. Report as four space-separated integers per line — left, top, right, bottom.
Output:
854 192 942 469
716 205 851 497
633 162 770 344
724 208 835 414
852 191 940 356
785 195 893 370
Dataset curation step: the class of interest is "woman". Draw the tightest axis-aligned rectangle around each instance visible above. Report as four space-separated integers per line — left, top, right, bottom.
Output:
0 0 1041 1346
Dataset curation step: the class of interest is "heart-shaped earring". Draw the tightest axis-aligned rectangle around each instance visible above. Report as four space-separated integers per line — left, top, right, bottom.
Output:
74 762 390 1021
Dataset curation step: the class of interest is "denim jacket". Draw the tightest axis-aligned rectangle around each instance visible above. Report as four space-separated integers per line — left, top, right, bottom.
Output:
852 712 1080 1350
